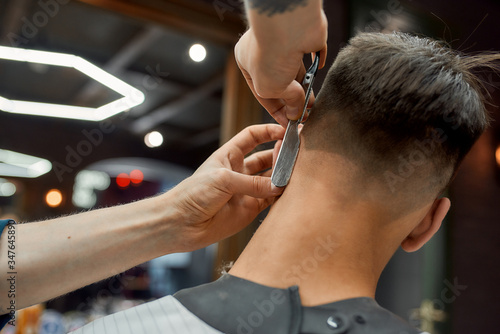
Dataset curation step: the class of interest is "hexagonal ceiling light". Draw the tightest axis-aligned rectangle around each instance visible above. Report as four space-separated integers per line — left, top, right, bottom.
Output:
0 45 145 121
0 149 52 178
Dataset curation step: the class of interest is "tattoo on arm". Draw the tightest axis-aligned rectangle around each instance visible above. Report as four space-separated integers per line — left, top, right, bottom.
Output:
247 0 309 16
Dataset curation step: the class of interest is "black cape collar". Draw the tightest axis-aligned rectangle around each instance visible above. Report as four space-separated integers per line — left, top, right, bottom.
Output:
174 274 420 334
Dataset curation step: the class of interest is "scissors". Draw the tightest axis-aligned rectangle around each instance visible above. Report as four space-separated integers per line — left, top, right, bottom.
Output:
271 52 320 187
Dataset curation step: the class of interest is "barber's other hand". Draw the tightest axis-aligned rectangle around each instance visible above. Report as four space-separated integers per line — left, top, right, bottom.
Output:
167 124 285 252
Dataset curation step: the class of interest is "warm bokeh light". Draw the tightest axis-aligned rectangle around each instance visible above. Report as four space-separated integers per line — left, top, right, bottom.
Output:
144 131 163 148
130 169 144 184
116 173 130 188
46 189 63 207
496 145 500 166
189 44 206 62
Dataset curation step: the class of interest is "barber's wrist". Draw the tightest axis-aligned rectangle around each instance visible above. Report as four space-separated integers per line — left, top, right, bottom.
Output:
153 178 214 255
148 190 186 255
249 4 327 54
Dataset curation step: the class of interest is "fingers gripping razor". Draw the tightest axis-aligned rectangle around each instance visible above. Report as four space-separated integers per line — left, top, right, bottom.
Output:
271 53 320 187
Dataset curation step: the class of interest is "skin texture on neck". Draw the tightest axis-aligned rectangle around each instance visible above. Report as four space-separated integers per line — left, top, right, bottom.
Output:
230 139 434 306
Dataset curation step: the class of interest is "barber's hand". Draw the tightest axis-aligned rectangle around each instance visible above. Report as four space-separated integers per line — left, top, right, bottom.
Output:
235 28 327 127
168 124 285 252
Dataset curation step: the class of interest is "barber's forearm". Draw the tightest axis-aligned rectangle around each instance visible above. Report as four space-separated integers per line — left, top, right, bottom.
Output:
0 193 179 312
0 124 284 313
244 0 327 54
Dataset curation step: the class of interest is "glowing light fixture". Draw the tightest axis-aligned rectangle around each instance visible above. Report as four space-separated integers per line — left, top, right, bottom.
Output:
46 189 63 207
144 131 163 148
0 178 16 197
0 45 145 121
189 44 206 62
0 149 52 178
496 145 500 167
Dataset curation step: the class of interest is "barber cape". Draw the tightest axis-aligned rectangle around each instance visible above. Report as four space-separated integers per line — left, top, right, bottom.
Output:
70 274 426 334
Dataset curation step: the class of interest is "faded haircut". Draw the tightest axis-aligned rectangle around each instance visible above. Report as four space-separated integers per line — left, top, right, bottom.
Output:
303 32 496 199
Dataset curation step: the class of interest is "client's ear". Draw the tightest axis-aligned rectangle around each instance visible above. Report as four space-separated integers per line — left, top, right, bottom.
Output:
401 197 451 252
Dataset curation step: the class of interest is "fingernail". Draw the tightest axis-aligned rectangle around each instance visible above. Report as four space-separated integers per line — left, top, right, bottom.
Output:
286 106 300 120
271 184 284 194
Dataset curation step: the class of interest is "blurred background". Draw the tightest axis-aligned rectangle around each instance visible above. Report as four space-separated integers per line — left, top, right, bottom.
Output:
0 0 499 333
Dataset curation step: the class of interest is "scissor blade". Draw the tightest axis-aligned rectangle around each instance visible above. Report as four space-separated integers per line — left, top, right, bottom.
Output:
271 120 300 187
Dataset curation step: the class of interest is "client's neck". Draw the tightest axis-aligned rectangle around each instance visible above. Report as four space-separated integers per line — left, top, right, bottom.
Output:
229 153 401 306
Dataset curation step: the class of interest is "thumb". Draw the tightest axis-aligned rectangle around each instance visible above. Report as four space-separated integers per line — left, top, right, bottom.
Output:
281 80 306 121
227 172 284 198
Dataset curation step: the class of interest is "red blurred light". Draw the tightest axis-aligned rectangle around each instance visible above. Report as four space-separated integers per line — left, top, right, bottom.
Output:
116 173 130 188
130 169 144 184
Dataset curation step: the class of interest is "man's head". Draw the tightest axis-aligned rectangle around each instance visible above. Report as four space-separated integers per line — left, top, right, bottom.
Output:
299 32 495 250
303 32 491 201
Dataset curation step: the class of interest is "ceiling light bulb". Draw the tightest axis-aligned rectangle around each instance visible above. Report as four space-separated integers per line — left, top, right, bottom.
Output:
189 44 206 62
145 131 163 148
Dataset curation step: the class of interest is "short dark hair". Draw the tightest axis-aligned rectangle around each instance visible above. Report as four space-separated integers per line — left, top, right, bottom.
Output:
304 32 496 198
